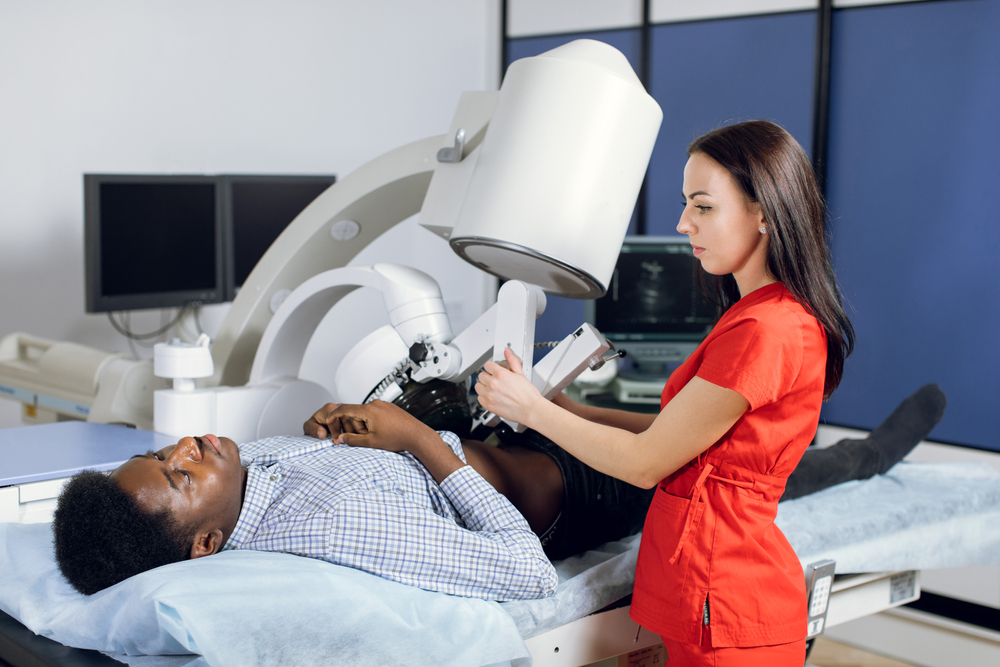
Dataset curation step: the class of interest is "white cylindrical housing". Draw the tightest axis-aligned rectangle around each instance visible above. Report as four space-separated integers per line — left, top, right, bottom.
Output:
449 39 662 299
154 388 216 437
153 337 214 380
374 264 453 344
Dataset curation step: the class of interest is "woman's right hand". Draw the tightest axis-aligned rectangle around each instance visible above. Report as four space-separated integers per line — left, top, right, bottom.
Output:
475 347 546 427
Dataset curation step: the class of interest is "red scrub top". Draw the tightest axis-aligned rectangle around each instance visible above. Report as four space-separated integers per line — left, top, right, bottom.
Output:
630 282 826 648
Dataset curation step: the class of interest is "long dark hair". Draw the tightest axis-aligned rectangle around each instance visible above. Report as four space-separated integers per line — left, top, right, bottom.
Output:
688 120 854 398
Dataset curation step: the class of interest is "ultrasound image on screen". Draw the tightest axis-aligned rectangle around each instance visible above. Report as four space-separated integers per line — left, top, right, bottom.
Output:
98 182 217 297
594 246 715 338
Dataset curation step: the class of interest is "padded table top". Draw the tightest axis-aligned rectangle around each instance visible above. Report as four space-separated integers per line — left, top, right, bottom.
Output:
0 421 176 486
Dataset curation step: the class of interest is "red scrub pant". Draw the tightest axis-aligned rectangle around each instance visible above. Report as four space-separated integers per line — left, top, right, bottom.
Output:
662 626 807 666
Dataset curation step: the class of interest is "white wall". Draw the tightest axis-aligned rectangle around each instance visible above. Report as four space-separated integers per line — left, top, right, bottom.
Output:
0 0 501 428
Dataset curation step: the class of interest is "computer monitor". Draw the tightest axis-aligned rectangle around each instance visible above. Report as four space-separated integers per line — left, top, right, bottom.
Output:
84 174 225 313
224 175 336 296
586 236 716 377
84 173 336 313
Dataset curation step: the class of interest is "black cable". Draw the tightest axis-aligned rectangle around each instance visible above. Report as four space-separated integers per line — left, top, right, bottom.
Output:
106 307 187 341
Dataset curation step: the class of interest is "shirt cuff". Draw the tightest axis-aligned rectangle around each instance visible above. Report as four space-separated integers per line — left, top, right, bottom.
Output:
436 430 467 464
439 465 520 533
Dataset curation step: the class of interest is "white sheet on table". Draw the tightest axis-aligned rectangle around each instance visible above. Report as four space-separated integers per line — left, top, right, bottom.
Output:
778 461 1000 572
505 461 1000 639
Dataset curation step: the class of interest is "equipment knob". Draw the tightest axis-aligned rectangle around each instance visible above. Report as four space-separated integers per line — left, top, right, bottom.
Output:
589 348 626 372
409 341 429 363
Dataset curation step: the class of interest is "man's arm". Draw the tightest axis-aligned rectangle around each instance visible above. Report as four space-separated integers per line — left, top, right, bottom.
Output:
306 401 463 482
552 392 658 434
326 468 558 600
306 402 558 601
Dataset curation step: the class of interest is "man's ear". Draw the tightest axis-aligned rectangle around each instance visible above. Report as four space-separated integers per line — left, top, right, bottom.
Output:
190 528 224 559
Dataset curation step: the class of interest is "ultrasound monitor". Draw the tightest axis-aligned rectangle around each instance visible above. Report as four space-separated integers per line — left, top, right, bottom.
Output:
84 174 224 313
586 236 715 378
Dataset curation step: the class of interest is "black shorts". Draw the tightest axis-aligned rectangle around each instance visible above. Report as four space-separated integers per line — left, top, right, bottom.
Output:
494 426 655 561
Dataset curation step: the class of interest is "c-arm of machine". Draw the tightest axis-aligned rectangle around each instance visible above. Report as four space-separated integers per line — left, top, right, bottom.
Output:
157 38 662 441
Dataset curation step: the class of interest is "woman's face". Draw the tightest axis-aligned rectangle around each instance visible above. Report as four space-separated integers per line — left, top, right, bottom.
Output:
677 152 771 295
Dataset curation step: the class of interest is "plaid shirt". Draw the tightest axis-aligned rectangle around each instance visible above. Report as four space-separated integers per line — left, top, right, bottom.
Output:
223 433 557 601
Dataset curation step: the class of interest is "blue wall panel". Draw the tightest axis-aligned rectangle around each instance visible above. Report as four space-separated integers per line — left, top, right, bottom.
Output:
646 13 816 236
821 0 1000 450
505 29 643 347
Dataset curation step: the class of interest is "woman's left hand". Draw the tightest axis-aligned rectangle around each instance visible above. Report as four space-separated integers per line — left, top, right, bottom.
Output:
475 347 544 426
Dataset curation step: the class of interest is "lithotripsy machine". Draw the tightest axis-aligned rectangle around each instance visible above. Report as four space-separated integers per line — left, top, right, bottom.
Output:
2 40 1000 667
1 36 657 444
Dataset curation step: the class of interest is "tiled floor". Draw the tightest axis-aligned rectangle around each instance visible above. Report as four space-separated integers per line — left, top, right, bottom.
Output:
808 637 919 667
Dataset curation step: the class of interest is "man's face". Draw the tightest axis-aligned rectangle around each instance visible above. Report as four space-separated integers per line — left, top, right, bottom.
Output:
110 434 245 557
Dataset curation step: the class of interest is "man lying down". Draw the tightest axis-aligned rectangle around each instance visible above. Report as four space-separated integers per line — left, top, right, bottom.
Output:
52 384 946 602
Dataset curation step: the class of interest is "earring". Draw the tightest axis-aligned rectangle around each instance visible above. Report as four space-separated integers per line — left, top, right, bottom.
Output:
759 226 767 234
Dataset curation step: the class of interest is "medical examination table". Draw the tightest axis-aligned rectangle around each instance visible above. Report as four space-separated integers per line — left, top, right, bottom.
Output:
2 422 999 667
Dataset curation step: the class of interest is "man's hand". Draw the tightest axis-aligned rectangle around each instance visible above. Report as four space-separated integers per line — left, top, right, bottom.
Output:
304 402 349 440
308 401 463 483
327 401 435 452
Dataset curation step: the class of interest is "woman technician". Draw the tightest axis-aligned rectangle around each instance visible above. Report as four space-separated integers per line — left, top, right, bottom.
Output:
475 120 854 665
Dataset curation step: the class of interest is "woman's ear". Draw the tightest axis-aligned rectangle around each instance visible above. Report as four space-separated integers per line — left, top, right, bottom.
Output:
190 528 224 559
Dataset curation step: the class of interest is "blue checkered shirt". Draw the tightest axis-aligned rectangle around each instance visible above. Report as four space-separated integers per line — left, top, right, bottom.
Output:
223 433 557 601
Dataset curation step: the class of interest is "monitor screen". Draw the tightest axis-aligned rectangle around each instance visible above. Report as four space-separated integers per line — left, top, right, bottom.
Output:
587 236 716 373
225 175 336 294
84 173 336 313
84 175 224 313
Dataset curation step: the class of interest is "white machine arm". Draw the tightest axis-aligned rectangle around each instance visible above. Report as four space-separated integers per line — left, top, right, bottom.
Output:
410 280 545 385
249 264 453 386
250 264 553 432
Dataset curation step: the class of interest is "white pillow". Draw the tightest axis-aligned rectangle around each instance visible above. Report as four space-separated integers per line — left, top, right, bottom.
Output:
0 522 530 667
